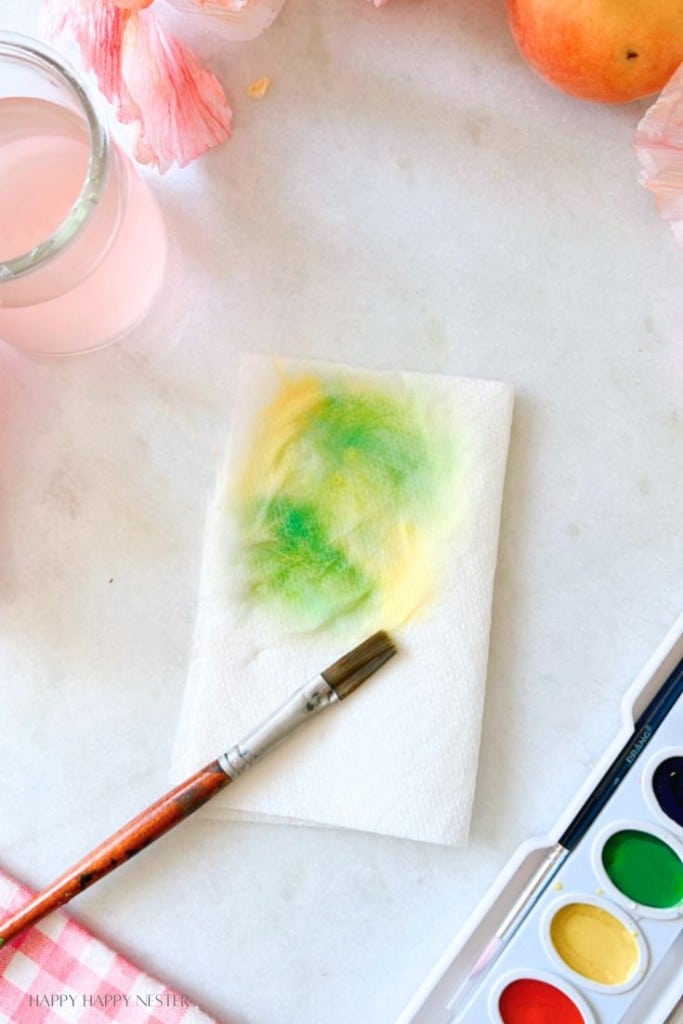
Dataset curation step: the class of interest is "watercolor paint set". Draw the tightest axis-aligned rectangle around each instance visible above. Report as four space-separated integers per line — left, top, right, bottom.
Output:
397 615 683 1024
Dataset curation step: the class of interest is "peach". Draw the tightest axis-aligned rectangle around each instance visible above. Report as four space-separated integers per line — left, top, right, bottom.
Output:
506 0 683 103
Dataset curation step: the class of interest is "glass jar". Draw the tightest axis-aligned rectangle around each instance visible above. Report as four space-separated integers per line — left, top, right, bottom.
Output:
0 33 167 356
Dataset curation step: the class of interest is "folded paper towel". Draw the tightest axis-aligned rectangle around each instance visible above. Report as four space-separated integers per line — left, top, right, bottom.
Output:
172 355 513 846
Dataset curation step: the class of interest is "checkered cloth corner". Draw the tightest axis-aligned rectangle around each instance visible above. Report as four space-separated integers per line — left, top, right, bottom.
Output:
0 868 219 1024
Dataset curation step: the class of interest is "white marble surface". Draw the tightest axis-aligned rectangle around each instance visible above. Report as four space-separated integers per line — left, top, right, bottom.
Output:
0 1 682 1022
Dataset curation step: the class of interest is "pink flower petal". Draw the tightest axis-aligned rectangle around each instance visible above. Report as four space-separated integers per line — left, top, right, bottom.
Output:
634 63 683 247
41 0 232 172
41 0 126 103
120 9 232 171
114 0 154 9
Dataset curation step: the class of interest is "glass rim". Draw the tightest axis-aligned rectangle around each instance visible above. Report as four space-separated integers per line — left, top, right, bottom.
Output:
0 31 109 283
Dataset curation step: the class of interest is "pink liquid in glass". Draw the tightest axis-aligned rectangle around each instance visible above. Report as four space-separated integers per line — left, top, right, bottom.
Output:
0 97 166 355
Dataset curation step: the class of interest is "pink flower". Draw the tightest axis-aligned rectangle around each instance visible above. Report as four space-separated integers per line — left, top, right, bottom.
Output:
634 64 683 248
42 0 126 100
120 9 232 171
41 0 231 171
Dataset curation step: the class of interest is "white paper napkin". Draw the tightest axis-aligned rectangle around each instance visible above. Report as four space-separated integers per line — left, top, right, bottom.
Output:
172 354 513 846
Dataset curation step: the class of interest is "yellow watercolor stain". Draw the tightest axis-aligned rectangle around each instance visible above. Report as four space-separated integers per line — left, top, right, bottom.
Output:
236 373 458 632
550 903 640 986
552 881 564 891
248 76 272 99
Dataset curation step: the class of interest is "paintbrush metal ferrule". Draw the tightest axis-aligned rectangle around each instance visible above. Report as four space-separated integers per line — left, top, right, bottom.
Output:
217 629 397 779
449 844 568 1019
218 674 338 779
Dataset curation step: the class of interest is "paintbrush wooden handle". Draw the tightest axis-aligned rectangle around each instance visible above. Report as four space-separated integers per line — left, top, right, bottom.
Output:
0 633 396 948
0 760 230 946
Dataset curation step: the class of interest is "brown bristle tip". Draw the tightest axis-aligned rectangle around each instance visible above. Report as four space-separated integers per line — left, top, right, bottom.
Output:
322 630 397 699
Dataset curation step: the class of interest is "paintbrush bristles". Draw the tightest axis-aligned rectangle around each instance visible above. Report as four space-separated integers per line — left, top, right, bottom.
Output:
321 630 396 700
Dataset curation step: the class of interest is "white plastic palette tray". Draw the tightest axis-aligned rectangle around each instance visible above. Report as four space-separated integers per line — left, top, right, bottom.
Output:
397 615 683 1024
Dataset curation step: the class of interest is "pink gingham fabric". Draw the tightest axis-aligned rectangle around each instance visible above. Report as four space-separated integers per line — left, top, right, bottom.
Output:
0 868 219 1024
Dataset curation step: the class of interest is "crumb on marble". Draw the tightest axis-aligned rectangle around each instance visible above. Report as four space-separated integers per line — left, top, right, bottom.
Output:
247 77 272 99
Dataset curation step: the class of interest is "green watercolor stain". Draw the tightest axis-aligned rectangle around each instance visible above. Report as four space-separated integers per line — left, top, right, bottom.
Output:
247 496 373 626
602 829 683 909
304 391 437 512
238 377 456 630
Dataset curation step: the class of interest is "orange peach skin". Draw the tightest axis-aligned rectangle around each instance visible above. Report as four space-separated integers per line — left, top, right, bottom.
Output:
506 0 683 103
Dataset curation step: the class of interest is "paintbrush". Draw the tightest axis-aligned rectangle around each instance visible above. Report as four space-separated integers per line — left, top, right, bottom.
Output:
0 630 396 948
449 648 683 1019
